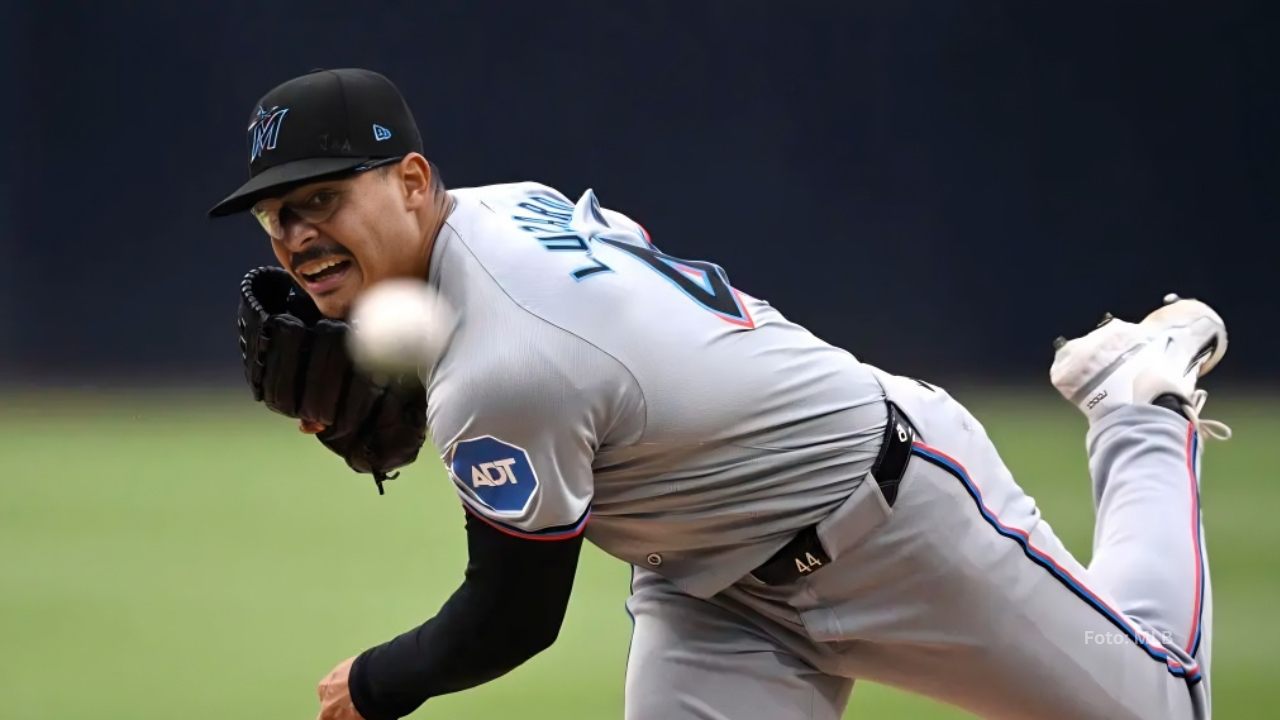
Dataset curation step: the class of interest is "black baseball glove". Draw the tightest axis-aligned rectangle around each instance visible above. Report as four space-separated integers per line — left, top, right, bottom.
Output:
237 266 427 493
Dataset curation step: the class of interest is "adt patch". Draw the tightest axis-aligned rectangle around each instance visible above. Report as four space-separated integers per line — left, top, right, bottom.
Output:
450 436 538 514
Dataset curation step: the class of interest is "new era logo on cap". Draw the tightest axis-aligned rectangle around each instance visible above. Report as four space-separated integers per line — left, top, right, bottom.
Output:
373 124 392 141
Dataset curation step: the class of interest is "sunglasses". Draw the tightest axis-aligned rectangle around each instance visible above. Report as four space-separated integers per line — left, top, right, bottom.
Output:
251 156 404 240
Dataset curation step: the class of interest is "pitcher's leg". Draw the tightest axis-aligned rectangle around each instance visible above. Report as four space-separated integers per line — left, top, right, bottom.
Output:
1087 406 1212 678
785 440 1205 719
898 444 1206 719
625 567 851 720
790 368 1213 719
1050 294 1229 714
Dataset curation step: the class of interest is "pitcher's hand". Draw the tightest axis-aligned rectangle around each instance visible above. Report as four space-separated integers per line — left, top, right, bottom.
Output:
300 420 326 434
316 656 363 720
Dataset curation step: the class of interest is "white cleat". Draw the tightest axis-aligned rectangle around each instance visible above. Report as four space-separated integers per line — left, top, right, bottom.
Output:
1050 294 1231 438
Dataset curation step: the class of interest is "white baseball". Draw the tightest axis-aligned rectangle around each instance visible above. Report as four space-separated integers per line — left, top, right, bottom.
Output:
347 279 457 376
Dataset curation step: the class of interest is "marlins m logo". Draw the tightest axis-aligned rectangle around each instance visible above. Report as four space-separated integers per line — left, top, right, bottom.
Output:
248 105 290 162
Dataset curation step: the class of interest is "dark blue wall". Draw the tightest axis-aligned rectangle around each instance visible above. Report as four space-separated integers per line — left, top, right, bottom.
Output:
6 1 1277 385
1 0 19 374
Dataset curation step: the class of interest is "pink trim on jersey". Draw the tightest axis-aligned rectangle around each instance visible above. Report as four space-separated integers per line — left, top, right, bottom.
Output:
725 288 756 329
1184 423 1204 656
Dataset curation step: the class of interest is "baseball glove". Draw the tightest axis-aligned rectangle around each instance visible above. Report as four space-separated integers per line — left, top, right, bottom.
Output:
237 266 427 493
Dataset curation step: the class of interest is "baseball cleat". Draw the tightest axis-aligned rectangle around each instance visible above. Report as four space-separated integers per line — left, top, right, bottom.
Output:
1049 295 1231 438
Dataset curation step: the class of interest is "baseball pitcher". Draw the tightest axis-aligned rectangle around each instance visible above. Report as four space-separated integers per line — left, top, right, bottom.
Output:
211 68 1231 720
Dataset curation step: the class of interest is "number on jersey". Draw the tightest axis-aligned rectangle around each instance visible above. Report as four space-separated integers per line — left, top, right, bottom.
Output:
597 238 754 328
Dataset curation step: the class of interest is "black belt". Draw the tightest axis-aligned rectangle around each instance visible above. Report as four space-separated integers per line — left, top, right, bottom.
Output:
750 401 916 586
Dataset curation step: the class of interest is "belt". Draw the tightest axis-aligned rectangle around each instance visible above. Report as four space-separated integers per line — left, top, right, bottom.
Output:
749 400 916 586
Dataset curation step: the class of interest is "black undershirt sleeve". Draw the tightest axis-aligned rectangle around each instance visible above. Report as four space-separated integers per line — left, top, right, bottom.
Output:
347 510 585 720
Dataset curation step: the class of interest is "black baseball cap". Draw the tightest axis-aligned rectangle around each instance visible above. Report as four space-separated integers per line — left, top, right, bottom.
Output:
208 68 423 217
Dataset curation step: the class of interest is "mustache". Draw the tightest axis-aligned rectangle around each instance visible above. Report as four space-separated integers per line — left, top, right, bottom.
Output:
290 244 352 272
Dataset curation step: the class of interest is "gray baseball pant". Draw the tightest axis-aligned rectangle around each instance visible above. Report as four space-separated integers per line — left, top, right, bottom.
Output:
625 369 1212 720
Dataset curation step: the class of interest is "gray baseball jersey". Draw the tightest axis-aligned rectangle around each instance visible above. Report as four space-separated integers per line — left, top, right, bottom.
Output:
418 182 1215 720
422 182 887 599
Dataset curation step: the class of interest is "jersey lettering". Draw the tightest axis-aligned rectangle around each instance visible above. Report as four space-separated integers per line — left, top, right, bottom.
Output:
450 436 539 514
511 195 613 280
471 458 519 487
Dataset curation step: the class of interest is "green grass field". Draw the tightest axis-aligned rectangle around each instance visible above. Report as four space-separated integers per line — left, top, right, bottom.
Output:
2 389 1276 719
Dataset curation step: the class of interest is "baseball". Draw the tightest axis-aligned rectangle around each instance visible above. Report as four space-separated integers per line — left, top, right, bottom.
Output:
347 278 457 376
